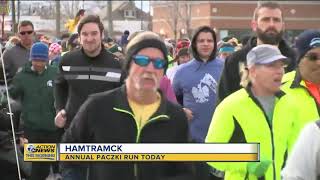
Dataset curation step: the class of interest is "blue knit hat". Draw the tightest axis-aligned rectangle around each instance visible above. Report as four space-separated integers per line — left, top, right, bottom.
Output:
295 29 320 62
30 42 49 61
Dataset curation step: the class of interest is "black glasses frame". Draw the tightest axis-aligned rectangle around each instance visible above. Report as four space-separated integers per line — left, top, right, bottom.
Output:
19 30 34 35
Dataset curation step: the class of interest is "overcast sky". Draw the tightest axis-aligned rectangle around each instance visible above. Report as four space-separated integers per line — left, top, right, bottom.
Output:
134 1 150 12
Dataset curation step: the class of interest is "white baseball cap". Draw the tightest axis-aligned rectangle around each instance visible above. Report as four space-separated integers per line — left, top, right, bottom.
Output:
247 44 287 68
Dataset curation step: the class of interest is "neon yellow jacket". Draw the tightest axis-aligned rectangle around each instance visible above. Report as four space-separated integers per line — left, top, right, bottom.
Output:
167 55 174 69
281 70 320 151
206 87 297 180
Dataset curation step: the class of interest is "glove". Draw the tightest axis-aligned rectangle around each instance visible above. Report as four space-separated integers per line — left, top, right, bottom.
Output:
247 158 272 177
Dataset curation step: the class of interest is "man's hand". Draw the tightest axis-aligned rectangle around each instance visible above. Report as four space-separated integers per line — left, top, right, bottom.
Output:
183 108 193 121
19 137 28 147
55 109 67 128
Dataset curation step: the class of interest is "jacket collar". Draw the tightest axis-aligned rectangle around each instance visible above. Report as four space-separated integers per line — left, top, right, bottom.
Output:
114 85 169 119
16 42 31 50
244 84 285 125
290 69 306 89
80 43 107 59
19 61 48 75
245 83 286 100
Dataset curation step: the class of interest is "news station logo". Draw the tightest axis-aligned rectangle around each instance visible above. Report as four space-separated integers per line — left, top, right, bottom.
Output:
24 144 57 161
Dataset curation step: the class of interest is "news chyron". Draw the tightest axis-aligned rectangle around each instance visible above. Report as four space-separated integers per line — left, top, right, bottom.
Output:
24 144 57 161
23 143 259 162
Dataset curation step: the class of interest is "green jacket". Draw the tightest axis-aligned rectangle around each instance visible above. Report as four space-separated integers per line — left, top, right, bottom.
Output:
10 62 58 132
281 70 320 151
206 87 296 180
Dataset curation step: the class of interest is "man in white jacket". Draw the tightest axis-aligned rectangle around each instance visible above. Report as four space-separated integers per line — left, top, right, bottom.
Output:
282 120 320 180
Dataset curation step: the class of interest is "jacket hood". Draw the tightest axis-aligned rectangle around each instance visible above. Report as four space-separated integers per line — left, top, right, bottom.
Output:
191 26 217 62
244 36 297 70
245 36 294 55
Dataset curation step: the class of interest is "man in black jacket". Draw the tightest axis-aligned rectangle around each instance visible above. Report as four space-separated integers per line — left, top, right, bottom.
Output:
62 31 207 180
54 15 122 129
217 1 297 102
54 15 123 180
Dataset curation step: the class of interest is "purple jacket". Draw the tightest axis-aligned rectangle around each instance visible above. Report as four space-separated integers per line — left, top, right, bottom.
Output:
160 76 177 103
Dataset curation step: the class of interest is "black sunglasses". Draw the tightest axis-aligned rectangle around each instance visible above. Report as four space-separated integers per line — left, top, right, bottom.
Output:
304 53 320 62
19 30 33 35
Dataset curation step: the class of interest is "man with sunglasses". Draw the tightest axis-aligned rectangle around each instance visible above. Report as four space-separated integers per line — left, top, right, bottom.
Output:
3 20 35 79
281 29 320 151
61 31 201 180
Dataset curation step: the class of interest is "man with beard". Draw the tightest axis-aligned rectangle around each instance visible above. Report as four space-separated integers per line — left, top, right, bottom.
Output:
217 1 296 102
61 31 201 180
54 15 122 180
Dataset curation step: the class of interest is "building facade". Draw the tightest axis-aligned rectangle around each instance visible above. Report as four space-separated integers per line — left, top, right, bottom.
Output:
152 1 320 42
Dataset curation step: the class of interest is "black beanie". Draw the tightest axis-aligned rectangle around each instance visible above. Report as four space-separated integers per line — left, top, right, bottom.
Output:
124 31 168 78
295 29 320 63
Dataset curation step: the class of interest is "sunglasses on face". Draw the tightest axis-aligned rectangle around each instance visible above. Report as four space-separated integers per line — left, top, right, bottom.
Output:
132 55 166 69
19 31 33 35
304 53 320 62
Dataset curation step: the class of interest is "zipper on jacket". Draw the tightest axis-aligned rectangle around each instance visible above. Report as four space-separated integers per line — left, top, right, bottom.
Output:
113 107 169 179
113 108 139 179
261 106 276 180
248 94 276 180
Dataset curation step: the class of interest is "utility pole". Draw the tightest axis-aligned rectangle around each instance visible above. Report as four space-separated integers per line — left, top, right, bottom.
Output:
0 0 9 38
140 0 143 30
56 0 61 37
107 1 113 36
17 0 20 25
148 1 151 31
11 0 16 33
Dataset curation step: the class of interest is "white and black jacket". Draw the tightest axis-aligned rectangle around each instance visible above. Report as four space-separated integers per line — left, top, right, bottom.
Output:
54 47 123 128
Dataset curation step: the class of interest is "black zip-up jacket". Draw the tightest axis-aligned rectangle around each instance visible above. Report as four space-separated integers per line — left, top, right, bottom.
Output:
217 36 297 103
54 47 123 128
62 85 206 180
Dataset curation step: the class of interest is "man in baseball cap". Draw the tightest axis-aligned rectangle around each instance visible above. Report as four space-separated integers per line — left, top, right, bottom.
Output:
206 44 294 180
246 44 287 68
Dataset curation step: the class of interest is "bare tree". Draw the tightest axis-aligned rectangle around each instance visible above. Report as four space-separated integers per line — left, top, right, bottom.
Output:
11 0 16 33
179 2 192 39
60 1 81 31
158 1 192 41
158 1 179 41
60 1 79 20
107 1 113 36
56 0 60 37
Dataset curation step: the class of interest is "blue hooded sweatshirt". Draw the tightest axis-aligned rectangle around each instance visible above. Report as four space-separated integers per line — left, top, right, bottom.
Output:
172 26 224 142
